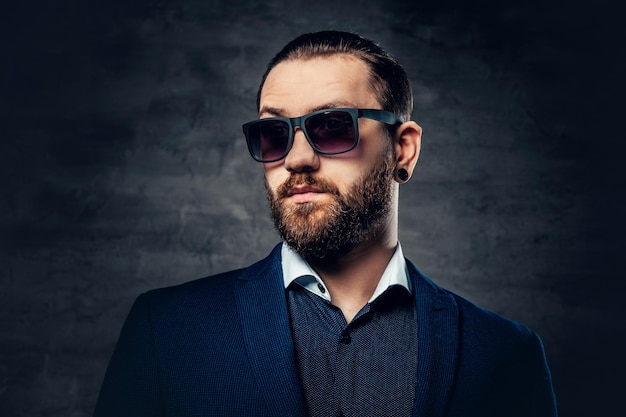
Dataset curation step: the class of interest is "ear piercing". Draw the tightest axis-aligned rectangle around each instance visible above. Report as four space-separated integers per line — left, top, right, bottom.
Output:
397 168 409 181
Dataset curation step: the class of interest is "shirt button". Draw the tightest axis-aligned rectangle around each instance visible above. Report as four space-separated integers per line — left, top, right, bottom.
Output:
340 335 351 344
317 283 326 293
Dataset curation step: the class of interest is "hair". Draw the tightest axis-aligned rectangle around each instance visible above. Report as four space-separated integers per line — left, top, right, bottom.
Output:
256 30 413 125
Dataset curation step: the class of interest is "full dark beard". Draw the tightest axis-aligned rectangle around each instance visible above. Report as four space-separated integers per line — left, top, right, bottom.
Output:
266 153 395 261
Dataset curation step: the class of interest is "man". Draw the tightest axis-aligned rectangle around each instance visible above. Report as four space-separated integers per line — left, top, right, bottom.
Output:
94 31 557 417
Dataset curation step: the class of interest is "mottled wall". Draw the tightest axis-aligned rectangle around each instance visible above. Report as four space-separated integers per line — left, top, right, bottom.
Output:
1 0 623 416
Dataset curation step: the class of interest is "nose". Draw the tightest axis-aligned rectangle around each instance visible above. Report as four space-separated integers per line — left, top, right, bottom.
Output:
283 128 320 173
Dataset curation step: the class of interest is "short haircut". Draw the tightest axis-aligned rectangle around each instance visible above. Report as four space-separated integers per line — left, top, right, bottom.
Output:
256 30 413 125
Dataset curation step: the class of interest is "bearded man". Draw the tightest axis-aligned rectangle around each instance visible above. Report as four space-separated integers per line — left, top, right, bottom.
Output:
94 30 557 417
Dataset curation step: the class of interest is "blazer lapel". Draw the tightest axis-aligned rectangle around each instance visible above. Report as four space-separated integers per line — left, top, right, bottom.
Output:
409 261 460 417
234 245 308 417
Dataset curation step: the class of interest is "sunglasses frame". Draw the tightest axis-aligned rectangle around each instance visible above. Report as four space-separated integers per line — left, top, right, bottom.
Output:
242 108 404 163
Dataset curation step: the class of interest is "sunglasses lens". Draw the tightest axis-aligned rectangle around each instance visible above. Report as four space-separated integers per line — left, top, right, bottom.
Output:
249 120 290 161
305 111 356 153
245 110 357 161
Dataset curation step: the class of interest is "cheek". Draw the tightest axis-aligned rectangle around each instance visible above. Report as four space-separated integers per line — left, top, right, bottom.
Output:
263 167 287 194
321 167 362 194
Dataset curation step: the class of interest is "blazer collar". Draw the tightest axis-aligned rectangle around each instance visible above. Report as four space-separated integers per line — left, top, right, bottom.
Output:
408 259 460 417
234 244 308 416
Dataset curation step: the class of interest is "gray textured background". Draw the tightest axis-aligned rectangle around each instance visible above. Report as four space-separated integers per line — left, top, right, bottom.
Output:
1 0 623 416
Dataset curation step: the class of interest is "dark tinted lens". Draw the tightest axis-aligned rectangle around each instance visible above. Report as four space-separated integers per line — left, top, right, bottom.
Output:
305 111 356 153
249 120 290 161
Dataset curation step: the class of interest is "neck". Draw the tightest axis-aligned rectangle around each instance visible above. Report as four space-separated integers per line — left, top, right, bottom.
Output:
307 214 398 322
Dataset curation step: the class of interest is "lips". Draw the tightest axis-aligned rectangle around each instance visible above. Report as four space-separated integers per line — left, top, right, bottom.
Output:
284 185 326 204
287 185 322 197
275 173 340 201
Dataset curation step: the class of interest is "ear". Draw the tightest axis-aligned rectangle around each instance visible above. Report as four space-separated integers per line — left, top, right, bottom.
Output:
393 121 422 183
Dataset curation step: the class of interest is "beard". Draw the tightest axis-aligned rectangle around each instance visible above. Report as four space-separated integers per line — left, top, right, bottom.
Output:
266 150 396 261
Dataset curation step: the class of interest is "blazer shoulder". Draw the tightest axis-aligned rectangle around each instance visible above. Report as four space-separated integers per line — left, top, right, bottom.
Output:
453 292 534 339
406 258 535 341
443 284 557 415
137 243 283 312
150 244 280 294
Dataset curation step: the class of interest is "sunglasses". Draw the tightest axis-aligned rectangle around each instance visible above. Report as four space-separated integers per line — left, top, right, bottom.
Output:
242 108 404 163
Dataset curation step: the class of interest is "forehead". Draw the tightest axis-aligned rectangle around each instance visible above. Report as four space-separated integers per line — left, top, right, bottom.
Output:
259 55 380 117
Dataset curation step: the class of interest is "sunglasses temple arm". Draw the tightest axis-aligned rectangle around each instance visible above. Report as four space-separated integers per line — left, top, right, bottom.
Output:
358 109 404 125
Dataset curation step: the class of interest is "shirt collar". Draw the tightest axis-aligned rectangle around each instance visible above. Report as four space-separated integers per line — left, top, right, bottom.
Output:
281 242 412 303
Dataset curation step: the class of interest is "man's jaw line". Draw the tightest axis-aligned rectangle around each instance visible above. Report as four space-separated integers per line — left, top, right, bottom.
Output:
306 222 397 275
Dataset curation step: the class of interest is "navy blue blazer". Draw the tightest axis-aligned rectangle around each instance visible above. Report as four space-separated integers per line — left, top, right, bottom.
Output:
94 244 557 416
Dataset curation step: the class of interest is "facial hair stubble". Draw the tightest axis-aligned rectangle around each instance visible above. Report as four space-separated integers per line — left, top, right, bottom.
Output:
266 151 395 261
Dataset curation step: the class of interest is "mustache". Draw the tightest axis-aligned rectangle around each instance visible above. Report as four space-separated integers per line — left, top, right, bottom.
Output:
276 173 341 199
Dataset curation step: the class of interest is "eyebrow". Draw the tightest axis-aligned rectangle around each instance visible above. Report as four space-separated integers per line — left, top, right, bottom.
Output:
259 101 359 118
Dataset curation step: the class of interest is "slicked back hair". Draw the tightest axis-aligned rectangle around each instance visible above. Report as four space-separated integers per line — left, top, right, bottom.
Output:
256 31 413 127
